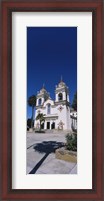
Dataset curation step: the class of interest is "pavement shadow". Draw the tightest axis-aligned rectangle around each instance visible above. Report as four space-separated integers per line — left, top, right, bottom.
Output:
29 141 64 174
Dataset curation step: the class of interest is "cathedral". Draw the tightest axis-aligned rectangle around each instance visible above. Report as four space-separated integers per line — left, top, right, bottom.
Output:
34 79 72 131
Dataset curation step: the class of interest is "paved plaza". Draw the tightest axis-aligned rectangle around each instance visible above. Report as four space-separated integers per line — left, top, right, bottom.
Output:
27 132 77 174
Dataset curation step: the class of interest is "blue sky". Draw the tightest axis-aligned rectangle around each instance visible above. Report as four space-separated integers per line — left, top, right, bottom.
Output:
27 27 77 119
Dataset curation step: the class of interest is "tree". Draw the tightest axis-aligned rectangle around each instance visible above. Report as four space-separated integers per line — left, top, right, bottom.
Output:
66 133 77 151
72 92 77 111
27 95 36 128
36 113 45 130
27 118 32 128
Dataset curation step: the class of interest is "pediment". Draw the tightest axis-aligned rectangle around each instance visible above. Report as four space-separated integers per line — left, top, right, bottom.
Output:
43 99 54 106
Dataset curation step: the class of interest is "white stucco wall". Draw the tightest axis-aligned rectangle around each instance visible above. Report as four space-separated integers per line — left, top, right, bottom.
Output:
34 98 71 131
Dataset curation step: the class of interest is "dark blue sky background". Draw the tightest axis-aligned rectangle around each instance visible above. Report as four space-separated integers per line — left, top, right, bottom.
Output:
27 27 77 119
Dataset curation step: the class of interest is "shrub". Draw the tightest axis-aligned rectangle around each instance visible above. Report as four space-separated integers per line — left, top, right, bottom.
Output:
65 133 77 151
35 130 45 133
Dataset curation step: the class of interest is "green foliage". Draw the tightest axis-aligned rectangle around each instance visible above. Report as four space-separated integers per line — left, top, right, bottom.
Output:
36 113 45 130
72 91 77 111
27 95 36 128
27 95 36 107
27 118 32 128
65 134 77 151
36 113 45 122
35 131 45 133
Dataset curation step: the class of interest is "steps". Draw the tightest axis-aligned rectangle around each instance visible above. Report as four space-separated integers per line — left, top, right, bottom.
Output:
44 129 71 134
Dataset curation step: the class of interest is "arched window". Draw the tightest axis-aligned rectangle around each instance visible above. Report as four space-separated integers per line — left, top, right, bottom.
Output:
38 98 42 105
58 93 63 101
47 104 51 114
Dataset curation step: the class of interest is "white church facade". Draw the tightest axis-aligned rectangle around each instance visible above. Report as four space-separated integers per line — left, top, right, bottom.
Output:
34 79 72 131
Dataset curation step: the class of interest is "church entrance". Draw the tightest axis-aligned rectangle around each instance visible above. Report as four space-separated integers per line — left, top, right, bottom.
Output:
47 122 50 129
51 122 55 129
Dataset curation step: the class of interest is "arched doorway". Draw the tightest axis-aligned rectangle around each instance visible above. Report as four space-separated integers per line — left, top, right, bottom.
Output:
51 122 55 129
47 122 50 129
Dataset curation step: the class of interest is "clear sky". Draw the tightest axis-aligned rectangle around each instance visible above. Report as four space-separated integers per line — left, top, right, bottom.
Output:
27 27 77 119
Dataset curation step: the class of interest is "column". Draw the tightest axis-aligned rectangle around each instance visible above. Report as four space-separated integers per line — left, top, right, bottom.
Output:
44 121 47 130
50 120 51 130
36 98 38 106
55 93 58 102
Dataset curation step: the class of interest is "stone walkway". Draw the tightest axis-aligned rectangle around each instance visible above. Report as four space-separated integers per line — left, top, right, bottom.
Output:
27 132 77 174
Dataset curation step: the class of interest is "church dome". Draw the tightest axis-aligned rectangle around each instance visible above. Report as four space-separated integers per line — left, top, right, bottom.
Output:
57 77 67 88
58 80 66 88
39 84 48 94
40 87 47 93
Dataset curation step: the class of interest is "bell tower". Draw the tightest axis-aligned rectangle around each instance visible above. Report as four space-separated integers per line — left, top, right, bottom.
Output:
36 85 49 107
55 77 70 104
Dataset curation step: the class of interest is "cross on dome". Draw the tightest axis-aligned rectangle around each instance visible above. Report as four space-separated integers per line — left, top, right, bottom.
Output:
42 83 45 88
39 83 47 93
57 76 66 88
61 75 63 82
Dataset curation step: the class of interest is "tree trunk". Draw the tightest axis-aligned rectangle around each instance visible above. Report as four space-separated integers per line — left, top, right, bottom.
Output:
39 120 41 131
31 106 34 128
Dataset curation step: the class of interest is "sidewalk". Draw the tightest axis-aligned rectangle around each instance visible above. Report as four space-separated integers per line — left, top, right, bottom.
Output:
27 132 77 174
35 153 77 174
